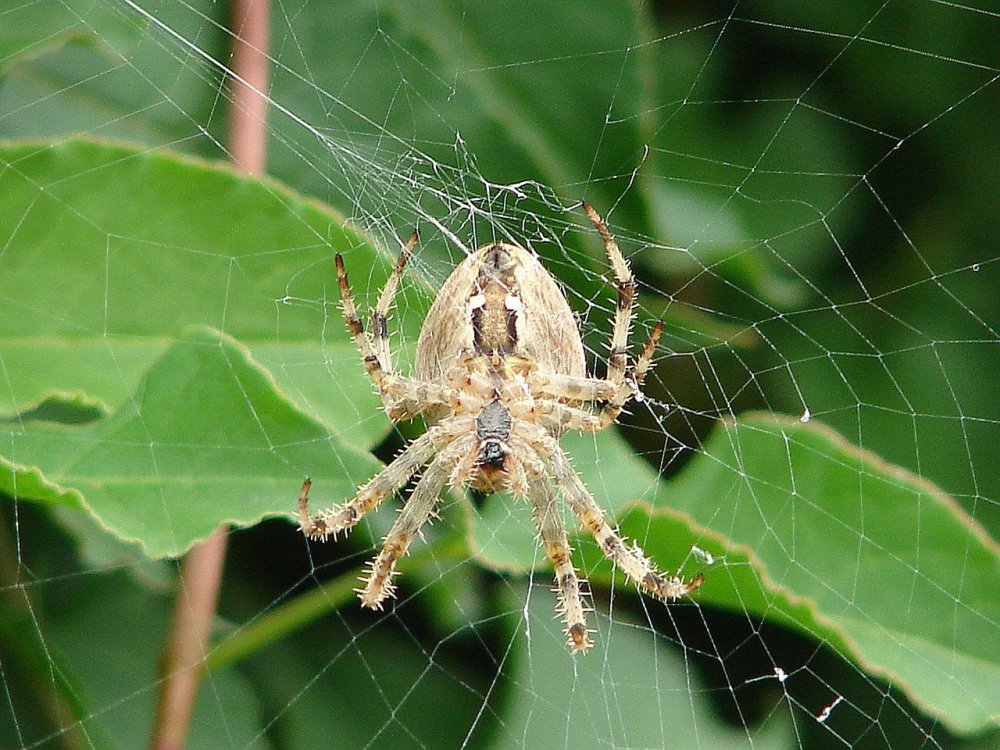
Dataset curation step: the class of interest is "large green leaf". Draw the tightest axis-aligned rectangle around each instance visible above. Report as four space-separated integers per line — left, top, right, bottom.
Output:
0 138 416 446
0 139 419 554
491 584 795 750
661 414 1000 735
593 415 998 735
2 327 382 557
471 412 999 734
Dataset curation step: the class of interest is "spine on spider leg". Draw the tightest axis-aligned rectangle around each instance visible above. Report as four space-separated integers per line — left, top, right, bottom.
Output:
300 495 364 541
356 450 454 608
297 476 385 541
355 496 418 607
608 275 636 381
585 509 701 601
631 320 664 389
371 230 418 371
535 507 592 652
595 320 665 430
357 544 403 609
627 540 704 601
528 473 594 652
296 478 345 541
632 544 703 600
335 254 389 388
550 552 593 653
582 201 634 386
298 429 439 542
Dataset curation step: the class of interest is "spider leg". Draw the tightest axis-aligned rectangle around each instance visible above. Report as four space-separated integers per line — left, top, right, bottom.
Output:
358 437 472 608
336 252 387 387
337 249 455 420
583 201 634 393
371 230 418 372
298 424 443 541
594 318 662 428
532 202 661 429
526 473 593 653
528 372 618 403
530 320 663 430
544 438 703 601
533 400 603 433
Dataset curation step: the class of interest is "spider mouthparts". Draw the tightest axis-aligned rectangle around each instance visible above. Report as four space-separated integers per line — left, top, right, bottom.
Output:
477 439 506 469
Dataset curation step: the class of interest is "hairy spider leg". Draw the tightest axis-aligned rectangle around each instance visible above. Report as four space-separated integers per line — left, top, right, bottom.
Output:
371 230 418 372
336 252 386 386
336 250 456 420
542 436 703 601
358 435 474 608
582 201 635 393
529 320 664 429
527 474 593 653
298 424 444 541
532 400 604 433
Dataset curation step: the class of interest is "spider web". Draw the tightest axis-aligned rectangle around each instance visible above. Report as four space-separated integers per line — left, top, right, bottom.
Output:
1 1 998 749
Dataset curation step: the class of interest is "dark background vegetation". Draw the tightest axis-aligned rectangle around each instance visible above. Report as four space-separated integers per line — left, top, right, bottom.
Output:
1 1 997 749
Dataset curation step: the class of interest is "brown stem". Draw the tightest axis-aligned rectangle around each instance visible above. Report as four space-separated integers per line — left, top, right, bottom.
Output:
149 1 270 747
226 0 270 176
149 528 228 750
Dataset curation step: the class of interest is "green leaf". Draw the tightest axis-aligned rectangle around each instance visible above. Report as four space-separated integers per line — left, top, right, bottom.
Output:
4 327 381 558
0 2 224 148
492 583 795 750
0 138 436 556
0 0 144 75
655 413 1000 735
472 413 999 734
0 138 413 447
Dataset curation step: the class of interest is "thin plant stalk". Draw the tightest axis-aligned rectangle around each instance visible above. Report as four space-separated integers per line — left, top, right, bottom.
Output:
149 1 269 747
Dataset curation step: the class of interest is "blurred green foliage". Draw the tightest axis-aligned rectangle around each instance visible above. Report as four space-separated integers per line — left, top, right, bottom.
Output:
1 1 997 749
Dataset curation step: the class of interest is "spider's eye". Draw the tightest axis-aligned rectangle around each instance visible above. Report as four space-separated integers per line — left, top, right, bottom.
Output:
478 440 507 469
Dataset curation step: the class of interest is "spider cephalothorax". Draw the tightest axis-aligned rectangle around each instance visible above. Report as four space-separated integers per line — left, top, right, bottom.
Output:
298 203 702 652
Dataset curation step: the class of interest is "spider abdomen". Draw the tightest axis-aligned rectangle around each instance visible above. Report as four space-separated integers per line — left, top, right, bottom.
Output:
414 243 586 382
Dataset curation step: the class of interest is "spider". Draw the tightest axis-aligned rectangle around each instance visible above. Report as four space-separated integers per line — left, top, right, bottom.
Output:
297 202 703 652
